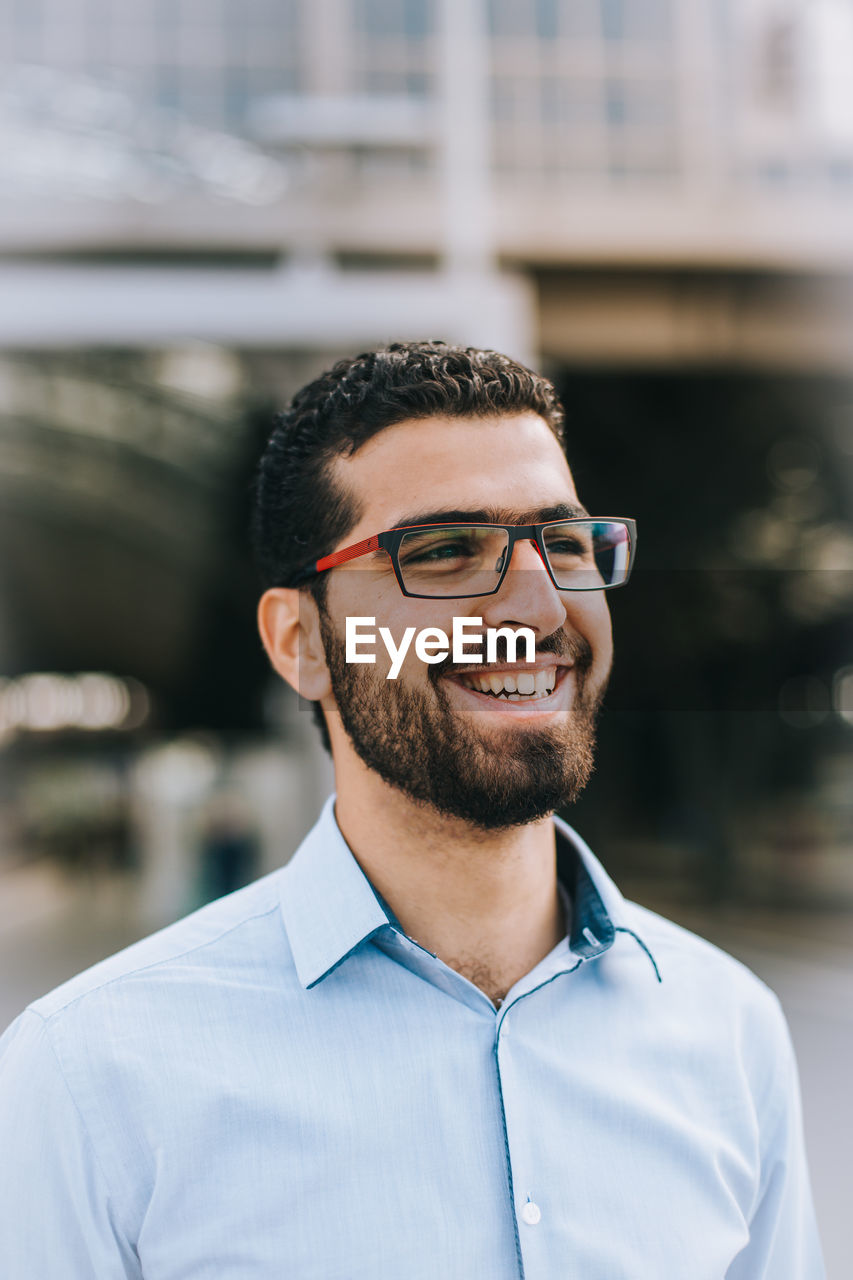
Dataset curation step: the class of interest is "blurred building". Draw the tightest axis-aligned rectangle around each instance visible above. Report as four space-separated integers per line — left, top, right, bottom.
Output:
0 0 851 909
2 0 853 359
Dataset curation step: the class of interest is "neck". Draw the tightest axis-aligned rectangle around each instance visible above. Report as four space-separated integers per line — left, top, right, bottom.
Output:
333 770 566 1007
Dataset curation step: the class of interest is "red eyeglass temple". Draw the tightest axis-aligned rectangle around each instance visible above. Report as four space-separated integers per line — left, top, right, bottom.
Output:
314 534 381 573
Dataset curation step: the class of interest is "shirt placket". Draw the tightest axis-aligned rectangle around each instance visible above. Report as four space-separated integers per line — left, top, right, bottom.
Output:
492 956 587 1279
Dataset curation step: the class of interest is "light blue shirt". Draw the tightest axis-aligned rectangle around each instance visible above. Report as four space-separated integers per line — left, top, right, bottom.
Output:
0 797 824 1278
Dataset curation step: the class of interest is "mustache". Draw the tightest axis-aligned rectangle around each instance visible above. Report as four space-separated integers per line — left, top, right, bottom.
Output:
431 627 593 680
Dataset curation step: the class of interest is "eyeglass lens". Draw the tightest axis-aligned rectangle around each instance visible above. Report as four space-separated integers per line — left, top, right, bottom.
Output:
396 522 631 597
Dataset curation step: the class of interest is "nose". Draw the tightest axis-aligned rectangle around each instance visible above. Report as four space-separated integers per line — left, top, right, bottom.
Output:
479 537 567 638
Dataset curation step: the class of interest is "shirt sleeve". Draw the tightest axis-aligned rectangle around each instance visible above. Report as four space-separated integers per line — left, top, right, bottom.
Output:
725 995 825 1280
0 1008 140 1279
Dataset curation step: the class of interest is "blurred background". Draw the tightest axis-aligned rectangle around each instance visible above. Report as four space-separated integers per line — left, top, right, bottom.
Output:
0 0 851 1270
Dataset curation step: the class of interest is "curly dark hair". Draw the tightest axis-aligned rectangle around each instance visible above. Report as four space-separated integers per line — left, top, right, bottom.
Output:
252 340 565 589
251 339 567 747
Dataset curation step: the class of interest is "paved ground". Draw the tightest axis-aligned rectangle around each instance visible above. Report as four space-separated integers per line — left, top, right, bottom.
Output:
1 862 850 1277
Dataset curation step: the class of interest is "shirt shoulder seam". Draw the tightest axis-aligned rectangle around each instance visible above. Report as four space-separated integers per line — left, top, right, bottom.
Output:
30 901 283 1022
622 902 781 996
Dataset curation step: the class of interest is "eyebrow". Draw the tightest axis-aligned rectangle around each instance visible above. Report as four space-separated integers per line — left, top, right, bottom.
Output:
389 502 590 528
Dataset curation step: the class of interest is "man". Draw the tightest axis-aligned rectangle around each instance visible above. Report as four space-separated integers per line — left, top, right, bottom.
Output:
0 342 823 1277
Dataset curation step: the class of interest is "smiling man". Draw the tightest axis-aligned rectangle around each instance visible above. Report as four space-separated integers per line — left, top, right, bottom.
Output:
0 343 823 1278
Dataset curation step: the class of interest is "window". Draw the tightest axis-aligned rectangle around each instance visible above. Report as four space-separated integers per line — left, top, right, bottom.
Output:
354 0 432 38
540 76 601 128
535 0 559 39
602 0 672 42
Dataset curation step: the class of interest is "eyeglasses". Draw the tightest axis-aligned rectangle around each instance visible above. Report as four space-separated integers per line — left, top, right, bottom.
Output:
292 518 637 599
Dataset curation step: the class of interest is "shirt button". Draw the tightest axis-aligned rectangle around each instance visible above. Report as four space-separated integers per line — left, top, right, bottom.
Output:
521 1200 541 1226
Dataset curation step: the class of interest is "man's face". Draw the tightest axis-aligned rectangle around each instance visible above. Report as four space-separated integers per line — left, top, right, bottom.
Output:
314 412 614 829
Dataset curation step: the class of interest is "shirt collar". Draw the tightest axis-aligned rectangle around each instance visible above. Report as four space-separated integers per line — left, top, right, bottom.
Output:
278 797 391 989
279 795 656 989
554 815 619 957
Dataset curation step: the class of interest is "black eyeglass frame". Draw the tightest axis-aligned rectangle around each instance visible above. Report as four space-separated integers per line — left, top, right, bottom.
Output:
291 518 637 599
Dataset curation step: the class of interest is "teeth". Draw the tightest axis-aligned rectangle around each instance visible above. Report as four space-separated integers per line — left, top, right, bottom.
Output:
534 669 551 696
458 666 558 699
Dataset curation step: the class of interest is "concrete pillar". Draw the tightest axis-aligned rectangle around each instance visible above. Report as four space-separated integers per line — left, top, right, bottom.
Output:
437 0 493 275
303 0 352 95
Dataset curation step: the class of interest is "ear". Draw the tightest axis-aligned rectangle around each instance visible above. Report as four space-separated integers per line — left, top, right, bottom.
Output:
257 588 331 701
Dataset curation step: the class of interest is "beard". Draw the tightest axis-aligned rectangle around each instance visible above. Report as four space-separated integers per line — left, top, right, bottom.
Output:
317 606 607 831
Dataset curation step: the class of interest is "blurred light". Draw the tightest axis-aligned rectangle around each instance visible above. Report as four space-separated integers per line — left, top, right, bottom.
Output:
0 672 148 739
800 522 853 571
122 678 152 731
77 674 130 729
833 666 853 725
778 675 831 727
780 522 853 619
134 738 220 806
24 674 83 730
769 490 827 523
729 509 795 564
730 507 853 594
767 437 821 492
154 344 243 400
